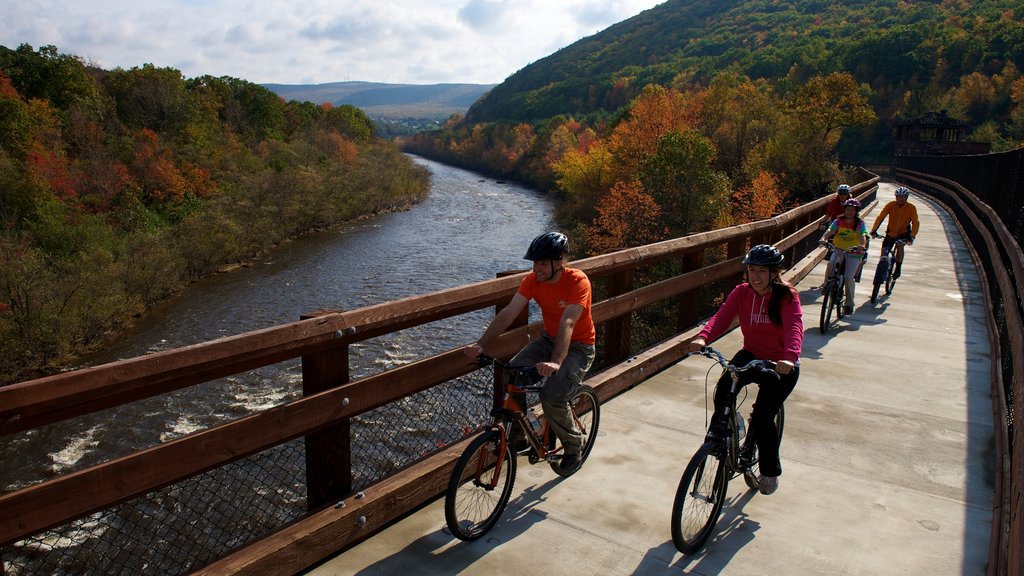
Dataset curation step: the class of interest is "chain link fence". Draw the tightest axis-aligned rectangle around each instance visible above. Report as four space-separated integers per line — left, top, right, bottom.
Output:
1 369 495 575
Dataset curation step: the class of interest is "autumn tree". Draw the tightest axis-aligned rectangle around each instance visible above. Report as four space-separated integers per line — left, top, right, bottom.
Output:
639 130 732 236
788 72 877 151
586 180 663 254
607 84 703 179
700 73 780 184
732 171 785 223
552 139 615 225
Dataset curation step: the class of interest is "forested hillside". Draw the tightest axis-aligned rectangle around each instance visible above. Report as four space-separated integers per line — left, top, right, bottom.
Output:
403 0 1023 258
0 44 430 384
467 0 1024 156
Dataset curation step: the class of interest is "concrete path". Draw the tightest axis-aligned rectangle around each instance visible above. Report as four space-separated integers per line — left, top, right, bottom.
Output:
308 183 994 575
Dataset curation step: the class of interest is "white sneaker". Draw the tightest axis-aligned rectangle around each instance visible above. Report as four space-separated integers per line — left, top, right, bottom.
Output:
758 475 779 495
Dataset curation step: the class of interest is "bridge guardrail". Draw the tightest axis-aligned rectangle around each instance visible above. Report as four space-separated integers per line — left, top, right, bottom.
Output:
0 174 878 575
895 166 1023 576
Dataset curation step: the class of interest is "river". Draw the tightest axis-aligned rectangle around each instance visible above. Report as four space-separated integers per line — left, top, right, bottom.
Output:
0 155 555 491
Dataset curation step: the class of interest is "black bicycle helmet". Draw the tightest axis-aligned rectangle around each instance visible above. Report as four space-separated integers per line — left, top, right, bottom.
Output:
742 244 785 267
524 232 569 261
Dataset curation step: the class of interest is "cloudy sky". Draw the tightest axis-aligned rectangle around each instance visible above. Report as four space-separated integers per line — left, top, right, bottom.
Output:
2 0 665 85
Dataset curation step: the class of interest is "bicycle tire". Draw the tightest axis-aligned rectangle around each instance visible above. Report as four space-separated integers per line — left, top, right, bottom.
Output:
819 281 833 334
549 385 601 477
445 429 517 541
885 260 897 295
742 406 786 491
833 281 845 319
870 257 887 303
670 441 728 554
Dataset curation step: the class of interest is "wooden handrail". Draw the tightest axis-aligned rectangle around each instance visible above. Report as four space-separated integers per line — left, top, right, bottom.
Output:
0 177 879 568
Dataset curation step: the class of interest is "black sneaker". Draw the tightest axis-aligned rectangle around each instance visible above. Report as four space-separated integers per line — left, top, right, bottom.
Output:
556 452 581 474
843 305 853 315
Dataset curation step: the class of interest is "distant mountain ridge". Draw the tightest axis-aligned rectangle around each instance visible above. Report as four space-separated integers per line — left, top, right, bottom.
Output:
263 81 495 119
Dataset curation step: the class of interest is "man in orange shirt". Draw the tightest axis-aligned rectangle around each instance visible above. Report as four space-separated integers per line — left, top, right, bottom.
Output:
465 232 596 473
871 186 920 279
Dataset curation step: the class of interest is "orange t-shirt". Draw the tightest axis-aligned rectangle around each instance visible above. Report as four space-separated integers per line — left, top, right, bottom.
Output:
517 267 596 345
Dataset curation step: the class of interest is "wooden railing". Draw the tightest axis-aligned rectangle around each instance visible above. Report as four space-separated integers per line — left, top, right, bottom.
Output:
0 176 878 575
895 167 1023 576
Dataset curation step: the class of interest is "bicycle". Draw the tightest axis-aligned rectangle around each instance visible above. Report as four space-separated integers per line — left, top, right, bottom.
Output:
444 354 600 541
818 243 865 334
670 346 784 554
870 233 909 303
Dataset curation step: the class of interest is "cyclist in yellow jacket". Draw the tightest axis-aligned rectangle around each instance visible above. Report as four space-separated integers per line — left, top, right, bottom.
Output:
870 187 920 279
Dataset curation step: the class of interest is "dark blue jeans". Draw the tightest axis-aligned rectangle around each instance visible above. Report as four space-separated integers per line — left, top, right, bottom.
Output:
710 349 799 477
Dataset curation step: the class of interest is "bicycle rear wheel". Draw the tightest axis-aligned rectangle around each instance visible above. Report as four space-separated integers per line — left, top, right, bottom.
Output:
670 442 728 554
742 405 786 491
549 385 601 477
819 280 834 334
445 429 517 540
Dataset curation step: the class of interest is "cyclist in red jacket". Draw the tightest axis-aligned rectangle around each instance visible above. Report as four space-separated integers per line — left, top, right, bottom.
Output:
687 244 802 495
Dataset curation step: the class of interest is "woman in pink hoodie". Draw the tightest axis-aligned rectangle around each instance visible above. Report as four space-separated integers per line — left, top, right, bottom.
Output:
687 244 803 495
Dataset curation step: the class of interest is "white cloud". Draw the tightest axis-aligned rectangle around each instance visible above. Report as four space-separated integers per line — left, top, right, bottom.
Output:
0 0 665 85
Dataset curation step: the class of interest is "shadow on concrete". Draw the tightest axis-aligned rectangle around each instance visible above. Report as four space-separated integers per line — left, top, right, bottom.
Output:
350 478 563 576
630 489 760 575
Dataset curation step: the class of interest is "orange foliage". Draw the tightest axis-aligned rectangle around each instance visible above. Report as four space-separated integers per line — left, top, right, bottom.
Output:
315 130 359 163
79 161 133 210
586 180 664 254
732 171 785 223
27 149 78 199
130 129 189 203
0 71 19 99
608 85 704 176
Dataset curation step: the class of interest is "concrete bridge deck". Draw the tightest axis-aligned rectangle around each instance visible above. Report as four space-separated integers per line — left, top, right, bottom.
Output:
308 183 994 575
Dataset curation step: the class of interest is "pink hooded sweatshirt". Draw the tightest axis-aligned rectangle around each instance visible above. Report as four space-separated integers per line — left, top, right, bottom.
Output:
697 283 803 364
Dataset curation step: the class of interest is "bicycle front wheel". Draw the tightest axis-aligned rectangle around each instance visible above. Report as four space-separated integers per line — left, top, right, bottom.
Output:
833 282 846 319
885 261 897 295
870 258 887 303
670 442 728 554
445 429 517 541
819 281 834 333
549 384 601 477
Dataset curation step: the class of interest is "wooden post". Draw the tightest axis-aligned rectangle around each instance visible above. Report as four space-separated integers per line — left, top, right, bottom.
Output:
603 269 635 364
677 248 705 332
727 238 746 288
301 314 352 510
493 270 529 391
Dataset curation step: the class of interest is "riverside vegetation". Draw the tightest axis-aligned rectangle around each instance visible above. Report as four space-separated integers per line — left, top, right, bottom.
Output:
0 44 430 384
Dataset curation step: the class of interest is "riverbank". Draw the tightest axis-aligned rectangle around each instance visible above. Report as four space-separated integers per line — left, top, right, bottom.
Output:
0 153 431 385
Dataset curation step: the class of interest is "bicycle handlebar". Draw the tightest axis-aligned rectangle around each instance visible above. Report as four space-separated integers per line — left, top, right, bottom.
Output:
820 242 866 255
685 346 780 380
870 232 911 245
476 354 542 382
